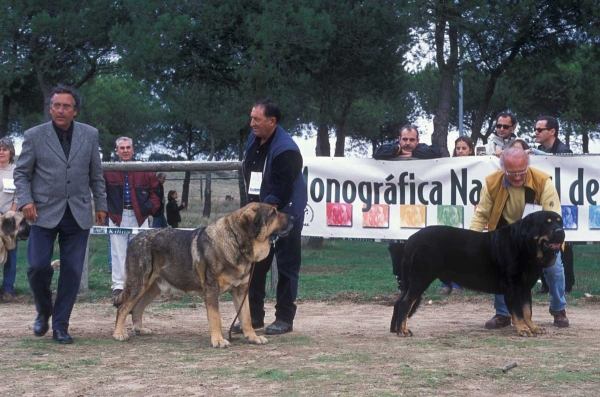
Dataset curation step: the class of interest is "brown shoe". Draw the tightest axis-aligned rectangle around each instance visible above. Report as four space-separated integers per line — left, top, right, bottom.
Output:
438 286 452 294
112 289 123 297
550 309 569 328
2 291 13 303
451 288 462 295
484 314 511 329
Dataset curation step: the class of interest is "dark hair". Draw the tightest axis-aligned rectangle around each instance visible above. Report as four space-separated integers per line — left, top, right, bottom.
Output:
399 124 419 137
168 190 177 200
51 84 82 110
157 172 166 179
536 115 559 136
496 112 517 126
253 98 281 124
509 138 531 150
452 136 475 157
0 137 16 164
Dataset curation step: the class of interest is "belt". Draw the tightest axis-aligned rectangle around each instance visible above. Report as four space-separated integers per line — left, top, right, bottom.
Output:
123 205 134 210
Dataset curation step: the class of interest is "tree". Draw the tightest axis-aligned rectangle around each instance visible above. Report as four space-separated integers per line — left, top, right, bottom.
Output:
0 0 128 136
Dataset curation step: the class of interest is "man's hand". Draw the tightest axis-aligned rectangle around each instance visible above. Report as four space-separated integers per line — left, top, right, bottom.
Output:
181 202 186 208
96 211 107 225
22 203 37 222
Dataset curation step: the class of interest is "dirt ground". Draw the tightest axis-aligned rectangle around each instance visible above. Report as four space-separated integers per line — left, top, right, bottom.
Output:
1 295 599 396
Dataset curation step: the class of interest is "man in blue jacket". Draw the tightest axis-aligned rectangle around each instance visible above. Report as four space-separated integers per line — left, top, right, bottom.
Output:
233 98 307 335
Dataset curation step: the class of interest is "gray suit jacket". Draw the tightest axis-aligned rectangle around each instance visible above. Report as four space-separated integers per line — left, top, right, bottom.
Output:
14 121 107 229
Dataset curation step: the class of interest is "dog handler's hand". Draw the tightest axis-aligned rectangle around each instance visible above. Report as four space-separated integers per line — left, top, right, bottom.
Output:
96 211 107 226
22 203 37 222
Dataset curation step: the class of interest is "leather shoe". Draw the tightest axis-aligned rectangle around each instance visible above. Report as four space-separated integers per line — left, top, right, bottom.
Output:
484 314 511 329
231 320 265 334
33 313 51 337
112 289 123 296
52 329 73 344
550 309 569 328
265 319 293 335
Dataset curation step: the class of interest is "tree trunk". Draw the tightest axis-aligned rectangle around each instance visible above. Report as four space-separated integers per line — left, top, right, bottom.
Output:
316 121 330 157
469 73 500 146
334 97 352 157
182 170 191 210
0 95 10 138
431 0 459 158
238 127 249 208
202 172 212 217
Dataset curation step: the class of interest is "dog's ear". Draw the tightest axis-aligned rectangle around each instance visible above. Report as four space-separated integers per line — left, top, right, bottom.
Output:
0 214 16 236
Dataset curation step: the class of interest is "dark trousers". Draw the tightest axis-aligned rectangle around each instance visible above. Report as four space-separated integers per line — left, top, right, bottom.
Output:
27 206 90 331
249 215 304 324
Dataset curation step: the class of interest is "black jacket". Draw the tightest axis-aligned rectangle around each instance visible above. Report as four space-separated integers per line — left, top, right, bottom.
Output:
373 141 442 160
166 198 184 226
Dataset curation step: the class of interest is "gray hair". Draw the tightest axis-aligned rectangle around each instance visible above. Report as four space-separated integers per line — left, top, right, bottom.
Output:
499 147 530 170
0 137 15 164
115 137 133 148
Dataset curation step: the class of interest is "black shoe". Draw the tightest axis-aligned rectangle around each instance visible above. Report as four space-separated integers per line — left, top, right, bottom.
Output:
52 330 73 344
33 313 51 337
265 319 293 335
231 320 265 334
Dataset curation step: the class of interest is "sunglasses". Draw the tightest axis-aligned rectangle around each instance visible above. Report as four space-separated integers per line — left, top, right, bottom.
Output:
495 124 512 130
534 127 551 133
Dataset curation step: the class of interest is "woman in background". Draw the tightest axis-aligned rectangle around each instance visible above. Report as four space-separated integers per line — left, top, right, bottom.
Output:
0 138 18 302
166 190 186 228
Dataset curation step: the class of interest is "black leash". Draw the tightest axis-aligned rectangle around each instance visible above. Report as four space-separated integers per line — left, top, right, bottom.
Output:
228 262 256 341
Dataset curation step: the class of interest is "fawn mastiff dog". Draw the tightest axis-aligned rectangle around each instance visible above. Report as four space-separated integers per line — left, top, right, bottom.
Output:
113 202 293 348
0 211 30 263
391 211 565 337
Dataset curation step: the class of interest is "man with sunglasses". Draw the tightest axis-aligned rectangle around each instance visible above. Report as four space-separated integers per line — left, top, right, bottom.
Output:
534 115 575 295
535 116 572 155
470 147 569 329
487 113 517 157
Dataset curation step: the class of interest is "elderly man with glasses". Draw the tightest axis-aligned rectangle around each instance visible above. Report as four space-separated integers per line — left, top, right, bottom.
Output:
487 112 518 157
470 147 569 329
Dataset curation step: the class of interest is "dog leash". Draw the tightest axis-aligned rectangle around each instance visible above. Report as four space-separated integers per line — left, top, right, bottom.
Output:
228 262 256 341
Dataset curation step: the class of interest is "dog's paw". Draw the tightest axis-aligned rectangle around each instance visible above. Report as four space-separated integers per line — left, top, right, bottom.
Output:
246 334 268 345
396 328 413 337
211 338 231 348
516 327 536 337
113 330 130 341
133 327 153 336
529 325 546 335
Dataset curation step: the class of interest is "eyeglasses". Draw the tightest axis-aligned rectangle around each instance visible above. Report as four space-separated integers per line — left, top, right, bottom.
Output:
495 124 512 130
51 103 74 111
505 168 528 177
534 127 551 133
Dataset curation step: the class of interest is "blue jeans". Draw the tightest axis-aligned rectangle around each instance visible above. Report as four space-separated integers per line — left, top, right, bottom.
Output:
441 281 460 289
152 214 168 228
2 246 18 294
495 251 566 316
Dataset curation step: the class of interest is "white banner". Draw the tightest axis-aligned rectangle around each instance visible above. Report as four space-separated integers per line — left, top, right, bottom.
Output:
302 155 600 241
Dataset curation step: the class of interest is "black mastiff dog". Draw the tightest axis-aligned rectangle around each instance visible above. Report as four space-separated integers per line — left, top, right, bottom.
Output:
113 203 293 348
391 211 565 337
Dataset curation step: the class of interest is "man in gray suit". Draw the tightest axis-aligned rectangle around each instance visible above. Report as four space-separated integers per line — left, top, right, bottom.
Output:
14 85 107 344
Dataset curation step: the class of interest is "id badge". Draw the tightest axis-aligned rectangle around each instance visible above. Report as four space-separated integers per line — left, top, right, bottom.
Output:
2 178 15 194
248 172 263 195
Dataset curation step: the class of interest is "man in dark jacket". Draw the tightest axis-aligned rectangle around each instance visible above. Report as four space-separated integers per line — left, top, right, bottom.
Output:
232 98 307 336
373 125 442 291
373 125 442 160
534 115 575 294
103 137 160 296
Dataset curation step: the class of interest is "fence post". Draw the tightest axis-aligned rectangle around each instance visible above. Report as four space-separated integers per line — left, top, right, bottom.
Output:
80 239 90 293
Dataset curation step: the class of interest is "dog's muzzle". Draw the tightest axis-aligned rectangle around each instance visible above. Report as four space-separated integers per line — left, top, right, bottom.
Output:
17 220 31 241
542 227 565 252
